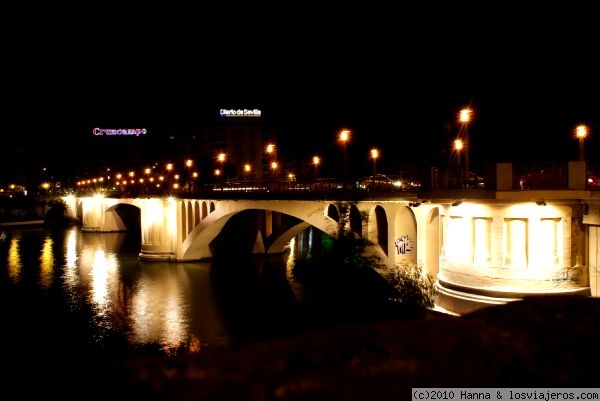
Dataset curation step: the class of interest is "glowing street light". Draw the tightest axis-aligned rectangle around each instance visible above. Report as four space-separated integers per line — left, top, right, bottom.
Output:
454 139 463 166
313 156 320 178
454 138 464 188
370 148 379 177
458 108 472 175
575 124 588 161
185 159 193 193
217 153 226 186
218 152 225 174
339 129 351 180
266 143 276 182
459 108 472 123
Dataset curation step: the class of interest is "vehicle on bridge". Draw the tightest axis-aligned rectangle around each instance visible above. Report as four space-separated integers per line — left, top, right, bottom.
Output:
519 169 567 189
519 169 599 190
359 174 420 191
587 175 600 188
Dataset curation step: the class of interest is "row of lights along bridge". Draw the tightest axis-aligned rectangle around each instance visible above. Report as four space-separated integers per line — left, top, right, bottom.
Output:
65 108 590 195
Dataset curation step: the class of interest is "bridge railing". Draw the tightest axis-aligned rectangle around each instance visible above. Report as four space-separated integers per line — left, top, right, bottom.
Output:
66 162 599 199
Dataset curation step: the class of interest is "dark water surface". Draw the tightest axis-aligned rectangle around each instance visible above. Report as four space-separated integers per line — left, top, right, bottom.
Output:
0 226 404 361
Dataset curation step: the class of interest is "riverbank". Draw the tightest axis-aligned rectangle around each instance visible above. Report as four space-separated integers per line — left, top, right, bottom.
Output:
0 219 45 227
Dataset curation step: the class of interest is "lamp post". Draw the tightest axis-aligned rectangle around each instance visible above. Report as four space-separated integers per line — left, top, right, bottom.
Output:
185 159 193 193
339 129 350 183
217 153 225 186
165 162 173 188
370 148 379 175
576 124 588 161
244 163 251 182
454 138 463 188
370 148 379 188
458 108 472 178
266 143 276 184
270 161 278 191
313 156 320 179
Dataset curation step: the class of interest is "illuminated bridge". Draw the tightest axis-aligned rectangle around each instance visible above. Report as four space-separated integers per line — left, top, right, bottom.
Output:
64 162 600 315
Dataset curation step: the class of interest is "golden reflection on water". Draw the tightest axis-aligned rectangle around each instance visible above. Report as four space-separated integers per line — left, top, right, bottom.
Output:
72 232 193 353
39 236 54 289
1 227 263 354
63 228 79 289
286 237 296 281
130 266 189 354
90 249 118 313
7 237 21 283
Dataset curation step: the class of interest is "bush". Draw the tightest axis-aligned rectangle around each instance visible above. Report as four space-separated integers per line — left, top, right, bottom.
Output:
44 198 75 226
382 262 438 309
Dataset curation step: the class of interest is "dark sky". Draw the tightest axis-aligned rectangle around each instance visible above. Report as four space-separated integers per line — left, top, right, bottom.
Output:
2 4 599 183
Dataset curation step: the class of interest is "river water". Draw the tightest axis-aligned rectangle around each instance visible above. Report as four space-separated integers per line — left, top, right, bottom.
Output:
0 225 404 364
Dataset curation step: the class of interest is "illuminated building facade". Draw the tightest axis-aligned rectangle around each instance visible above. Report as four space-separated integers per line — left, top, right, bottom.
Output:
198 109 278 181
430 161 599 314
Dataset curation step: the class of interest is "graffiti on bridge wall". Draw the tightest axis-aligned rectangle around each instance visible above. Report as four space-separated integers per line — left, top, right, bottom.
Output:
395 235 413 255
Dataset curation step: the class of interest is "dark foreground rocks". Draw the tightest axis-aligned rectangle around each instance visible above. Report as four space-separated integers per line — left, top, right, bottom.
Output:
87 295 599 401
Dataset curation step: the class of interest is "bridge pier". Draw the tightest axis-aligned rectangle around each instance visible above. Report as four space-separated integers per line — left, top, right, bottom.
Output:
139 198 178 261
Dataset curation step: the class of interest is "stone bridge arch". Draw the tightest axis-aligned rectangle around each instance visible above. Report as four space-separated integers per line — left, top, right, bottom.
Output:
104 203 141 233
394 205 418 266
181 200 343 261
366 204 388 257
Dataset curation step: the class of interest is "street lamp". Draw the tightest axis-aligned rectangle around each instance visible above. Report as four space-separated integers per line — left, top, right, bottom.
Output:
244 163 252 182
339 129 350 181
313 156 320 178
575 124 588 161
185 159 193 193
370 148 379 176
270 161 278 190
218 153 225 185
266 143 276 182
370 148 379 188
454 139 463 188
458 108 472 176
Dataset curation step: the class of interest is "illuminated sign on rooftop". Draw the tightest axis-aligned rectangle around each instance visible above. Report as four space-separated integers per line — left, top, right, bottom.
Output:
93 128 147 136
220 109 262 117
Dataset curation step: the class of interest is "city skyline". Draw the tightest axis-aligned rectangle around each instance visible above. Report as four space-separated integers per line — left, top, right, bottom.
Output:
3 6 598 183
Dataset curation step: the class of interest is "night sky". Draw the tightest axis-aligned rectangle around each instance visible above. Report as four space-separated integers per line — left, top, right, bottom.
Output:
2 5 598 183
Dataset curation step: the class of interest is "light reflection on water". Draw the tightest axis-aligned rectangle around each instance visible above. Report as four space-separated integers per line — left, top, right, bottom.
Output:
0 225 323 358
39 236 54 289
7 236 21 282
65 229 223 355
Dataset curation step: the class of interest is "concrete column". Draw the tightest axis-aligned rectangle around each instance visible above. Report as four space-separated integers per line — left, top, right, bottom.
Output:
568 161 586 190
139 198 176 261
496 163 514 190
